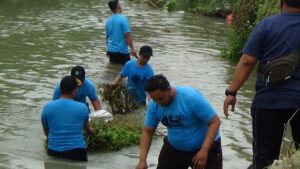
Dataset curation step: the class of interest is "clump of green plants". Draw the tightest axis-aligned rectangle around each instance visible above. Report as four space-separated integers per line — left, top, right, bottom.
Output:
222 0 280 61
222 0 257 61
98 83 138 115
86 114 143 151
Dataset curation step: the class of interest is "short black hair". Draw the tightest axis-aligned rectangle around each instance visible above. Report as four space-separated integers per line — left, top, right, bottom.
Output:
145 74 170 92
60 75 77 95
108 0 119 12
282 0 300 8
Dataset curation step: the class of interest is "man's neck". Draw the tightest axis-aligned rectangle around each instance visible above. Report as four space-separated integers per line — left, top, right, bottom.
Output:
60 94 73 99
113 9 122 14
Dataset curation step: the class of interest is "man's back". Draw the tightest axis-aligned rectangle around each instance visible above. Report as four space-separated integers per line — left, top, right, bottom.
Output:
41 98 89 151
106 14 130 54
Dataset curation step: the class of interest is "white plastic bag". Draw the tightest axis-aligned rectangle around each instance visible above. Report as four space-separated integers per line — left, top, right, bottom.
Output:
89 110 113 123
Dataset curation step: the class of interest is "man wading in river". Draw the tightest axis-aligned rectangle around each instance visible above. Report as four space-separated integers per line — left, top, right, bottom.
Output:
105 0 136 64
41 76 94 161
136 75 222 169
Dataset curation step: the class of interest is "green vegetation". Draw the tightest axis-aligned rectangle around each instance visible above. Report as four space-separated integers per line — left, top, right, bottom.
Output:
147 0 237 15
86 114 143 151
83 83 143 151
222 0 280 61
145 0 280 61
98 83 138 114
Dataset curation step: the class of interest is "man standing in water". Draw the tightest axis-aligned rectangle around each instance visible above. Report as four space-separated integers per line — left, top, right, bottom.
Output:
223 0 300 168
105 0 136 64
41 75 94 161
113 45 154 105
53 65 101 112
136 75 222 169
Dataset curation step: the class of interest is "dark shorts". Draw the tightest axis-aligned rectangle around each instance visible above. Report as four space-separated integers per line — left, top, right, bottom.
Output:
107 51 130 64
156 137 223 169
47 148 88 162
251 108 300 169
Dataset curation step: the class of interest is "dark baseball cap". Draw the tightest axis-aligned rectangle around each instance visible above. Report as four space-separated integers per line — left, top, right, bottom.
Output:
139 45 153 57
71 66 85 82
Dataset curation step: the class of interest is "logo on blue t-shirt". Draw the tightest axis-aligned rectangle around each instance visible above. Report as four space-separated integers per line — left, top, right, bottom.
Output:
131 74 147 84
161 114 184 127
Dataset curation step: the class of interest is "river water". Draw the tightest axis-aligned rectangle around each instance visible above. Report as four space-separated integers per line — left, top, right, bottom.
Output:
0 0 255 168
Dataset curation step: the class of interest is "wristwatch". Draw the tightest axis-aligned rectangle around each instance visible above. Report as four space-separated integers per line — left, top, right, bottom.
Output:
225 89 237 97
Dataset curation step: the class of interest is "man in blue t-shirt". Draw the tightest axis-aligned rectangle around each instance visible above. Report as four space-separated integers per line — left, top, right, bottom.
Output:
223 1 300 168
41 76 94 161
53 66 101 112
105 0 136 64
113 45 154 105
136 75 222 169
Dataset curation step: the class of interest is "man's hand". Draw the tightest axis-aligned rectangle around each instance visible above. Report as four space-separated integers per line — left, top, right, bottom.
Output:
192 148 208 169
131 48 137 58
136 160 147 169
223 95 236 118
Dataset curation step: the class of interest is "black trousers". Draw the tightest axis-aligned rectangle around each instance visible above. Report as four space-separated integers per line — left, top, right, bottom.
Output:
107 51 130 65
156 137 223 169
251 108 300 169
47 148 88 162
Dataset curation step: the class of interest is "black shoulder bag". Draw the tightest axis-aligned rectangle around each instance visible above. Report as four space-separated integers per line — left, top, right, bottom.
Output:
258 41 300 87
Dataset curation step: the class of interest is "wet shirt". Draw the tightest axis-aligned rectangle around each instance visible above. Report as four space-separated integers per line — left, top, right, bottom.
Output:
41 98 89 151
106 13 131 54
144 86 221 152
53 78 98 105
120 60 153 104
243 12 300 109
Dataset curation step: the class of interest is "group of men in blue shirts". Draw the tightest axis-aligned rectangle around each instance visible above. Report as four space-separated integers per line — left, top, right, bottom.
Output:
41 0 223 168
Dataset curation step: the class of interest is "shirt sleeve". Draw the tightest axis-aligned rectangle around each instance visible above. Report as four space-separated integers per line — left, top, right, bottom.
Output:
52 82 61 100
191 90 217 123
242 21 266 59
83 106 89 123
120 62 130 77
121 16 131 34
87 82 98 101
144 101 160 128
41 106 48 129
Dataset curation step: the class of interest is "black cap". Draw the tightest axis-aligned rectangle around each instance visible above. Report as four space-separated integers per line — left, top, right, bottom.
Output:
139 45 153 57
71 66 85 82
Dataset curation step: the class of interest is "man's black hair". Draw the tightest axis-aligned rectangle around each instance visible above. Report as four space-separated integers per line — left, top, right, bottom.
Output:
283 0 300 8
145 74 170 92
108 0 119 12
60 75 77 95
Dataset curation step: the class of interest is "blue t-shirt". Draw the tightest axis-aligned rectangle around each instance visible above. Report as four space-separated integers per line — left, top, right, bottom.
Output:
144 86 221 152
243 12 300 109
41 98 89 151
53 78 98 105
120 60 154 104
106 14 131 54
